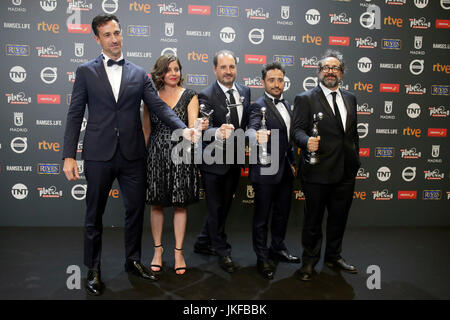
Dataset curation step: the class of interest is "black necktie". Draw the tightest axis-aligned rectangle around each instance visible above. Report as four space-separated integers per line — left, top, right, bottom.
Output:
107 59 125 67
227 89 240 128
331 92 344 131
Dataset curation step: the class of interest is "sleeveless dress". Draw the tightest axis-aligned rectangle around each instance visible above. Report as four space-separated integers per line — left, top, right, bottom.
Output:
146 88 200 207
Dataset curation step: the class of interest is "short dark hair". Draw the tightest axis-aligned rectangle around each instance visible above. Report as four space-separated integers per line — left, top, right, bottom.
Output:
317 49 345 73
151 54 184 90
213 50 236 67
92 14 120 37
261 62 285 80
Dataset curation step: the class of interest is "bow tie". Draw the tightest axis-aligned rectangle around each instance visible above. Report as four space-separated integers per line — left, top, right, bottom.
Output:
107 59 125 67
274 98 285 105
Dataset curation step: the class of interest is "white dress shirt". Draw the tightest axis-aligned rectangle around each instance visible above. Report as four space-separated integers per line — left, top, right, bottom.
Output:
319 82 347 131
265 92 291 140
102 52 124 102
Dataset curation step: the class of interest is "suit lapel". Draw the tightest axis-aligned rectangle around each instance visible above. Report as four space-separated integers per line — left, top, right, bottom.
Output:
117 60 130 104
93 55 117 106
341 91 353 132
213 81 229 114
263 95 288 134
315 86 335 119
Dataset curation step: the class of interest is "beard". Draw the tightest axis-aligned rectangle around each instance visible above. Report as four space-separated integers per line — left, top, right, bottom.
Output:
320 74 341 88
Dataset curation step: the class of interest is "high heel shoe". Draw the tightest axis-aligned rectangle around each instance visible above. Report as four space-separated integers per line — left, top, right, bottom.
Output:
174 247 187 275
150 244 163 272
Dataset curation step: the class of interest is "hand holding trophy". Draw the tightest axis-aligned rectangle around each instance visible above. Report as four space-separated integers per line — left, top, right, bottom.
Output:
257 107 271 165
308 112 323 165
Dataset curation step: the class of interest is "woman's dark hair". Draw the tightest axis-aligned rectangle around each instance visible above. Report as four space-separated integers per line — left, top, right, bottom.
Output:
151 54 184 90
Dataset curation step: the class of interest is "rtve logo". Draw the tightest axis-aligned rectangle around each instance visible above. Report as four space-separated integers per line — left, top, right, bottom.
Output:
129 1 151 13
37 21 60 34
354 81 373 93
433 63 450 74
301 34 322 46
353 191 367 200
402 126 422 137
384 16 403 27
188 51 208 63
38 140 60 152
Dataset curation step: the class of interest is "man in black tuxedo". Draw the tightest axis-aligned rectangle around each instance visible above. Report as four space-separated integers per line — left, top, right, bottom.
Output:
193 50 251 273
247 63 299 280
292 50 361 281
62 14 193 295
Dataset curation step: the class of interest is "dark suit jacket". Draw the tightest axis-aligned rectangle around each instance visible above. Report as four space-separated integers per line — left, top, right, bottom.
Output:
198 81 251 175
63 55 185 161
247 95 295 184
292 85 360 184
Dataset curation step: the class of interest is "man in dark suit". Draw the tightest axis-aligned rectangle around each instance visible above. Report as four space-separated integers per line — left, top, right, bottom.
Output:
62 14 193 295
247 62 300 280
193 50 251 273
292 50 361 281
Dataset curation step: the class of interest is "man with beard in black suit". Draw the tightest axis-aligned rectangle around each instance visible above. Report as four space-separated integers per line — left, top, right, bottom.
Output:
292 50 361 281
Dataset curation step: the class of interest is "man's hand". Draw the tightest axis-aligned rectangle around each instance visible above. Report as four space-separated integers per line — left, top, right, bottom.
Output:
200 118 209 131
182 128 196 142
256 129 271 144
218 124 235 140
63 158 80 181
307 136 320 152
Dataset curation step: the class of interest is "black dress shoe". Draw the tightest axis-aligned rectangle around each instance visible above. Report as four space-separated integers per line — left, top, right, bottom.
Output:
257 260 274 280
269 249 301 263
125 260 159 281
296 264 314 282
218 256 236 273
86 269 104 296
325 258 358 274
194 243 216 256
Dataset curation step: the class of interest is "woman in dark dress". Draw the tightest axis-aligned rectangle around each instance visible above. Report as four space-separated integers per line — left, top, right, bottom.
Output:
142 54 206 275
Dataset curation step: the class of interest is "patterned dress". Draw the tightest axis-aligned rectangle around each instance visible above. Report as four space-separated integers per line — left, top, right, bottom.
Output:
146 88 200 207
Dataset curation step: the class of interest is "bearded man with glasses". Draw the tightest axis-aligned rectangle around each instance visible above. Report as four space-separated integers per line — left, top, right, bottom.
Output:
291 50 361 281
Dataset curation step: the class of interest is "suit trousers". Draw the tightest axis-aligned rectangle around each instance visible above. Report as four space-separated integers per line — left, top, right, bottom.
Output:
252 165 293 261
301 177 355 267
197 166 240 257
83 147 146 269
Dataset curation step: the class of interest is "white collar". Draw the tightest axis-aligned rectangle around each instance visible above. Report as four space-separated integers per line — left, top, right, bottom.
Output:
217 80 237 95
265 92 284 103
319 82 341 98
102 51 124 64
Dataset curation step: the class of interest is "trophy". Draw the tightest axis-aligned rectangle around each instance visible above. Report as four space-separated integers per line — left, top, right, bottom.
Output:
308 112 323 165
225 96 245 124
199 103 214 120
258 107 271 165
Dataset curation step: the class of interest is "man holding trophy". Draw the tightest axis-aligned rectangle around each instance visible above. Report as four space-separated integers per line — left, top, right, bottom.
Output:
193 50 251 273
292 50 361 281
247 62 299 280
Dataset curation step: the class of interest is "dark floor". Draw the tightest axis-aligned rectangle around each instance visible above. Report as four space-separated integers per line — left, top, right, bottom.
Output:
0 226 449 301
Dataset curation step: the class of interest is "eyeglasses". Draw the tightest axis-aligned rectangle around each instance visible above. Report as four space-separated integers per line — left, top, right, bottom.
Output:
320 65 342 73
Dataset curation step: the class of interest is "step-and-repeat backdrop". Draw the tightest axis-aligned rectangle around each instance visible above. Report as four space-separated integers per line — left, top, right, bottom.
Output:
1 0 449 227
